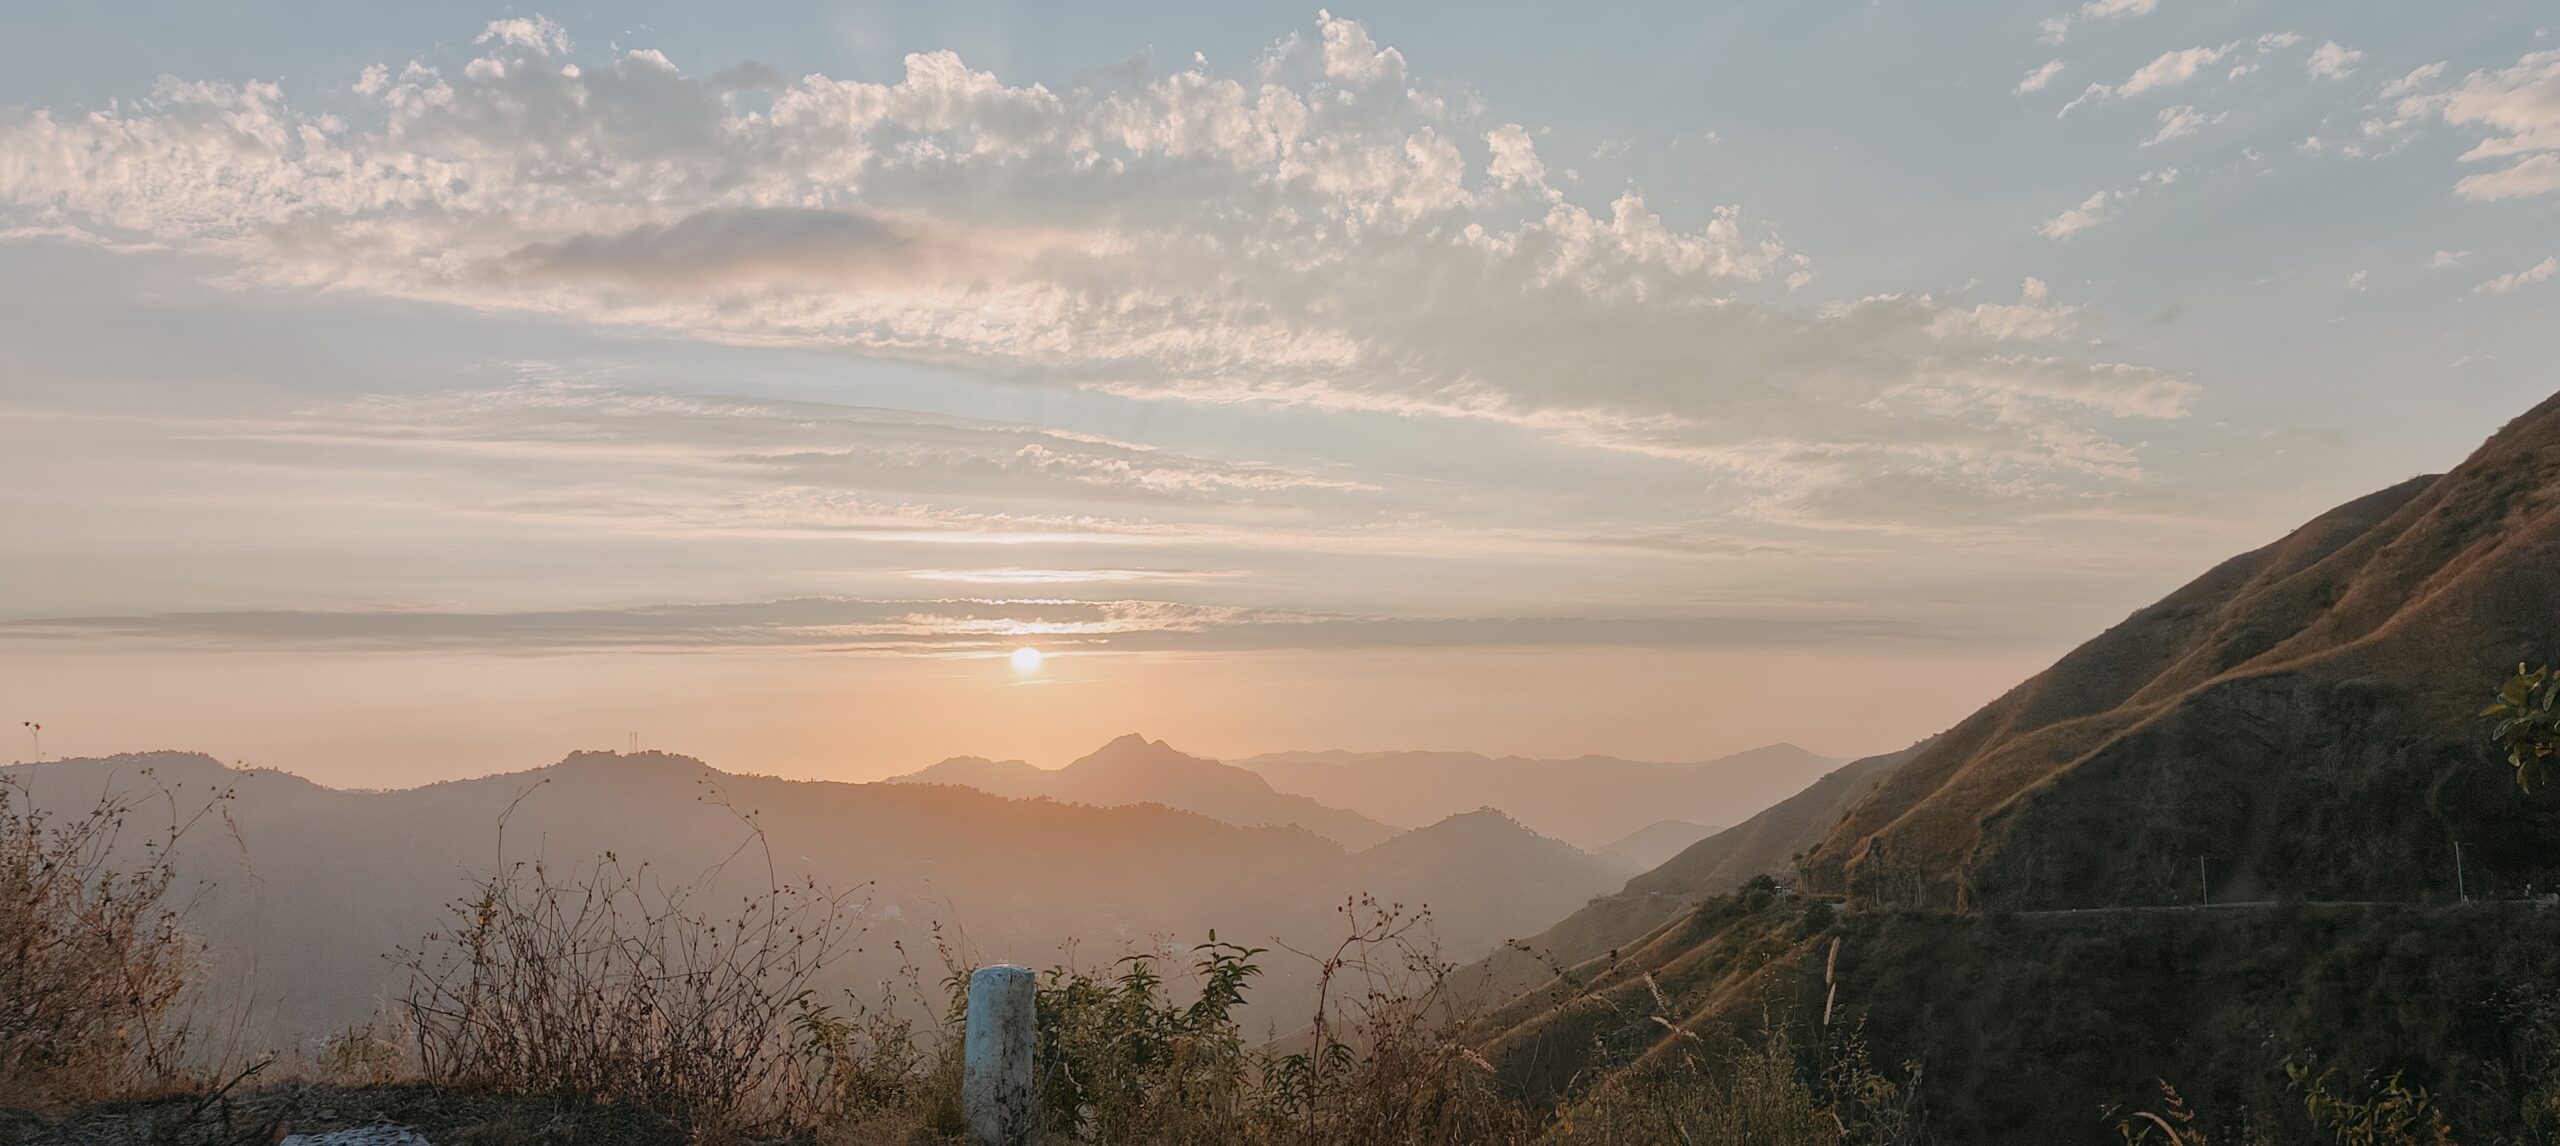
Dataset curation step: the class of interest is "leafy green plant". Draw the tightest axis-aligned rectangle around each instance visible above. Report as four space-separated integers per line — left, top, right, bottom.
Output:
2284 1060 2457 1146
2484 664 2560 791
1023 933 1262 1143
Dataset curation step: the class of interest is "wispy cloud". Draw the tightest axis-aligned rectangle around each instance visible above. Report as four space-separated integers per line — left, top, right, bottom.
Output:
2038 0 2160 45
2475 255 2558 294
2141 105 2226 146
0 597 1970 655
0 12 2195 530
2355 50 2560 201
2016 60 2069 95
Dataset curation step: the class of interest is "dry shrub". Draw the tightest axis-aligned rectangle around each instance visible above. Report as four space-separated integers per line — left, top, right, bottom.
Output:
1255 896 1530 1146
0 772 215 1107
792 939 965 1142
393 787 862 1137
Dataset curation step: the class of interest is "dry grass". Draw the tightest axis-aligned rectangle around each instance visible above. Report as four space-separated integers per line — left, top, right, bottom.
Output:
0 772 220 1108
392 785 865 1139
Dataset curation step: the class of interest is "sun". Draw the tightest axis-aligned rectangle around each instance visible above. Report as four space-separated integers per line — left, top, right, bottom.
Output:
1009 646 1046 673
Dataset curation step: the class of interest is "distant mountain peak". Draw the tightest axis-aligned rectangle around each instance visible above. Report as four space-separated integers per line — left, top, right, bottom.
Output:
1073 733 1183 764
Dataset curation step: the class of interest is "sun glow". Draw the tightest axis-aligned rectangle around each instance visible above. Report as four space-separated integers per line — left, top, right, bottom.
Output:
1010 646 1046 673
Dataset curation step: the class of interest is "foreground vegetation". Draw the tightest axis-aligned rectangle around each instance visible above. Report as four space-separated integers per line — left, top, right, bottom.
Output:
11 666 2560 1142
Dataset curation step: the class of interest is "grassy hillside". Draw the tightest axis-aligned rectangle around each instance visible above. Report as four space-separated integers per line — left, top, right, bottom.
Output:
1803 391 2560 911
1451 747 1918 1010
1474 890 2560 1144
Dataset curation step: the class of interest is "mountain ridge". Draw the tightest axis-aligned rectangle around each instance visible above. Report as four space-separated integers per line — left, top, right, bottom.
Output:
1802 390 2560 910
889 732 1401 848
1233 742 1839 849
3 739 1636 1043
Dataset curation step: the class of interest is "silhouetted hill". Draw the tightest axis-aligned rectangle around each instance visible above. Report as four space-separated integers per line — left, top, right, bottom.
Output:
891 734 1399 848
1802 390 2560 910
1349 808 1637 951
1592 820 1724 872
1233 743 1838 849
1 745 1617 1045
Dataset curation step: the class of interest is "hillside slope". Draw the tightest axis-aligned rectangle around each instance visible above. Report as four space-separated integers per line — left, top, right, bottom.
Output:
1451 745 1916 1007
1803 391 2560 910
1592 820 1725 872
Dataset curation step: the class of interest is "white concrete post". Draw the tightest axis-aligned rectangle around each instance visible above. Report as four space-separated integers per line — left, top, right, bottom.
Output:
963 963 1037 1146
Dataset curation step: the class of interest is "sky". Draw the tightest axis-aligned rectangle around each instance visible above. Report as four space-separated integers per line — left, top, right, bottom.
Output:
1 1 2555 787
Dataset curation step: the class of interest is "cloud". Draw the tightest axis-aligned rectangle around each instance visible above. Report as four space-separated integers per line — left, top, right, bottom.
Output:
2456 152 2560 201
2038 0 2159 45
2306 41 2363 80
1316 9 1405 85
2016 61 2069 95
2141 105 2225 146
1926 277 2081 341
2362 50 2560 200
0 13 2193 528
2118 43 2236 97
166 377 1430 555
1483 123 1549 190
2344 269 2367 290
0 596 1959 655
2057 43 2234 117
2039 190 2118 239
2425 249 2470 269
2474 255 2558 294
475 15 570 57
2038 168 2179 240
2381 61 2449 101
905 568 1244 586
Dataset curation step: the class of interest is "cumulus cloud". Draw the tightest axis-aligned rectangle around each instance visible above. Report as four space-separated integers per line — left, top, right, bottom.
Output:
1483 123 1548 190
1316 9 1405 85
475 15 571 56
2475 255 2558 294
2306 41 2363 80
0 13 2193 528
2425 249 2470 268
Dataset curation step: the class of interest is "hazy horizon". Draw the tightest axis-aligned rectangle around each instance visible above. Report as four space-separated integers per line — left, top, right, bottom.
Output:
5 1 2554 789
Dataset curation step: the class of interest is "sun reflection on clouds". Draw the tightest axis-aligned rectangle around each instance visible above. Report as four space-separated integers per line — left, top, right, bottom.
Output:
908 568 1245 585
